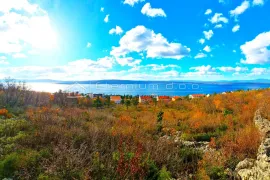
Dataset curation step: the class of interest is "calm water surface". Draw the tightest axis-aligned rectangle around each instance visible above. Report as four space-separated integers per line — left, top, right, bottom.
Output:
28 82 270 96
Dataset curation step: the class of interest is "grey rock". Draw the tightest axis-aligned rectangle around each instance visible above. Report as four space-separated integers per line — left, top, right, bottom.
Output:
235 110 270 180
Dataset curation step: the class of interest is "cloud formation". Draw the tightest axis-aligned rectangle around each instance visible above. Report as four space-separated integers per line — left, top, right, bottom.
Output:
104 14 109 23
141 3 166 17
209 13 229 24
203 46 211 52
0 0 57 55
195 53 207 59
123 0 145 6
232 24 240 32
110 25 190 60
230 1 250 17
109 26 124 35
205 9 212 15
199 39 205 44
240 31 270 64
253 0 264 6
203 30 214 40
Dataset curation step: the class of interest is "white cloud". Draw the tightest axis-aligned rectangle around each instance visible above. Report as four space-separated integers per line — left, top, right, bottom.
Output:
149 64 180 71
0 56 7 60
240 31 270 64
199 38 205 44
123 0 145 6
86 42 92 48
130 64 181 72
110 25 190 60
253 0 264 6
250 68 268 75
0 59 9 65
0 56 116 80
100 7 104 12
189 65 217 75
12 53 27 59
0 0 39 13
214 24 223 28
68 56 114 71
104 14 109 23
230 1 250 17
205 9 212 15
195 53 207 59
0 0 57 55
203 45 211 52
115 57 141 66
218 66 248 72
233 50 237 53
209 13 229 24
109 26 124 35
141 3 166 18
203 30 214 40
232 24 240 32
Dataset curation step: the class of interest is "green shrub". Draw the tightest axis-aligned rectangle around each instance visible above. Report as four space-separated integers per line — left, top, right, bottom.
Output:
0 150 42 179
179 147 202 164
158 166 171 180
223 109 233 116
192 133 219 142
206 166 227 180
145 160 159 180
0 152 19 179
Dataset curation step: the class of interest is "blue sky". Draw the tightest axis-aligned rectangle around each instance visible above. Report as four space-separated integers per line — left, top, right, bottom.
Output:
0 0 270 81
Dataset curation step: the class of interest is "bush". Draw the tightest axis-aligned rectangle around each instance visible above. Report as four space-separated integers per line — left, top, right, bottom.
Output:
0 152 19 179
206 166 227 180
193 133 218 142
0 150 42 179
158 166 171 180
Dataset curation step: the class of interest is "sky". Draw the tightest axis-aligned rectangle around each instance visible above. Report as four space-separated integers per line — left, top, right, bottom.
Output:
0 0 270 81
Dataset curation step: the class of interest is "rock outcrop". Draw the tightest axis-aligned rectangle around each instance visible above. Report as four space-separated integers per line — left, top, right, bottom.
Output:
235 110 270 180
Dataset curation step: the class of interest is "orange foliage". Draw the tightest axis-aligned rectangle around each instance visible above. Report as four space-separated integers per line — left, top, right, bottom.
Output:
220 125 261 158
0 108 8 116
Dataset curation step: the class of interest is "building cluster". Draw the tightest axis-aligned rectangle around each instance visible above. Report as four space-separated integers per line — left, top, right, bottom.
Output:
138 94 206 103
66 92 211 105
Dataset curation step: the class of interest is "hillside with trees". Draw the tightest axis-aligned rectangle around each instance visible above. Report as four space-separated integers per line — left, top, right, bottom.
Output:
0 79 270 179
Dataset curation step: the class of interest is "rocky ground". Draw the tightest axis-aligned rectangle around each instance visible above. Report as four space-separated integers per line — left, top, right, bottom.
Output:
235 110 270 180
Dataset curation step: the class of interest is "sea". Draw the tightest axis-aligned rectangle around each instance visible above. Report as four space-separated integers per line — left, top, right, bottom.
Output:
27 81 270 96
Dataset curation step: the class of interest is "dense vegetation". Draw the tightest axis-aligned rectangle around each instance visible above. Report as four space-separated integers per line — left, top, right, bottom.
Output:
0 79 269 179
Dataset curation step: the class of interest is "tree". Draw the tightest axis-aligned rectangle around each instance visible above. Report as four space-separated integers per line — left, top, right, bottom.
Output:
54 90 67 107
152 97 158 108
125 100 131 110
156 111 164 133
105 96 111 107
121 99 125 105
93 96 103 108
132 97 139 108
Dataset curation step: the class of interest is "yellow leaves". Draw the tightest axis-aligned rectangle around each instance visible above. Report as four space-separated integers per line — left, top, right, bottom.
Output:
214 99 221 110
192 111 205 120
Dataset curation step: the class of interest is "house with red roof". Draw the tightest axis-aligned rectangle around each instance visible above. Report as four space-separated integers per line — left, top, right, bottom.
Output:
110 96 122 104
157 96 171 103
189 94 205 99
139 96 153 103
